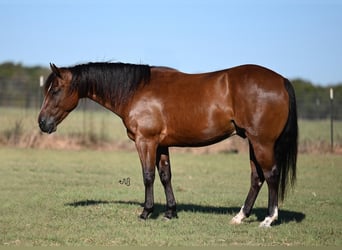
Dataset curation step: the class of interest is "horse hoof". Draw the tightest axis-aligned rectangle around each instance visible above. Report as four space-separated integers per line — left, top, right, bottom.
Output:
259 222 272 228
259 217 274 228
164 210 178 220
139 214 148 220
230 207 246 225
139 207 153 220
162 216 171 222
230 217 243 225
259 208 277 228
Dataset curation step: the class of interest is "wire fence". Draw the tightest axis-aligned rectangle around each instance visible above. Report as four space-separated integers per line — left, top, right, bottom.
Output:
1 83 341 120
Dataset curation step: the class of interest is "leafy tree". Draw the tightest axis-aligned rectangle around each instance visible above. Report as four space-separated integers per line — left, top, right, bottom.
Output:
292 78 342 119
0 62 49 108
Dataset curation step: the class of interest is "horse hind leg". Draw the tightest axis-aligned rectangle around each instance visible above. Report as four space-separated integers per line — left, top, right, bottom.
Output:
231 139 279 227
251 140 279 227
259 164 279 227
156 146 177 219
231 141 265 224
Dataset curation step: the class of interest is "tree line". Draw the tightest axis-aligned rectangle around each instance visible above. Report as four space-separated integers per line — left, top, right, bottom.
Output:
0 62 341 119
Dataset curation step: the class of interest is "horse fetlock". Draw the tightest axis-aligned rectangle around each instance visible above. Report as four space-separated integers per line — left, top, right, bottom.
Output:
164 205 177 219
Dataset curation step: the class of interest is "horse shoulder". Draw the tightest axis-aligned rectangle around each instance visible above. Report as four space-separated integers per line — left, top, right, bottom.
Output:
121 93 167 143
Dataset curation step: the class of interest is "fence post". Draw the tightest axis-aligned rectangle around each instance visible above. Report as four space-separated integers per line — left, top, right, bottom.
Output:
39 75 44 109
330 88 334 153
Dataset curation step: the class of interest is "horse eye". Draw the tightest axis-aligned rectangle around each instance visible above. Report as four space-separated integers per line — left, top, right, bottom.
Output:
51 88 60 96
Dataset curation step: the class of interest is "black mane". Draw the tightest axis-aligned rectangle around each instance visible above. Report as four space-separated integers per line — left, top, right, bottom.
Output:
70 62 151 106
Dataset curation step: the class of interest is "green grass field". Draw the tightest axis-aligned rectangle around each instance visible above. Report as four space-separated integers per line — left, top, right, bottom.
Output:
0 107 342 246
0 147 341 246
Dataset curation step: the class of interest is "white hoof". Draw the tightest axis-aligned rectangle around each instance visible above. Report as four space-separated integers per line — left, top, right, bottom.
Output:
230 206 246 225
259 207 278 228
259 217 273 228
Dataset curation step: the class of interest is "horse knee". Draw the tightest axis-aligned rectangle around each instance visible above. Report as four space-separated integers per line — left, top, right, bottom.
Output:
143 171 155 186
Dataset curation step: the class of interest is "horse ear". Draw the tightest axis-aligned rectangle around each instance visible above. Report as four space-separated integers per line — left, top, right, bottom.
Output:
50 63 62 78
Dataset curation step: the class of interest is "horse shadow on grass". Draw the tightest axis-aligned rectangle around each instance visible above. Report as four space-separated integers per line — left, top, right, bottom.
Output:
65 199 305 226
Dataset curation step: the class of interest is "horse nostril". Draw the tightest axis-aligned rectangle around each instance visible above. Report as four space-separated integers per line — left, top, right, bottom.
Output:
38 118 46 129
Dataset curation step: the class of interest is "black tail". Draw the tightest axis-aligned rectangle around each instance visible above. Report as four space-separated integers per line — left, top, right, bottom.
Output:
275 78 298 201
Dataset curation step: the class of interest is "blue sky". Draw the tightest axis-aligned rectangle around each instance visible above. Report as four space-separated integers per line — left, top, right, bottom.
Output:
1 0 341 85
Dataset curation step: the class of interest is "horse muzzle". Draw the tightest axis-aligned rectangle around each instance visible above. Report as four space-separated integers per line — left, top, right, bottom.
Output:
38 116 57 134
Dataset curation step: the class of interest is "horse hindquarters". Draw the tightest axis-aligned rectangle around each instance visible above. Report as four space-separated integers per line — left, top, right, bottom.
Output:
260 79 298 226
231 77 298 227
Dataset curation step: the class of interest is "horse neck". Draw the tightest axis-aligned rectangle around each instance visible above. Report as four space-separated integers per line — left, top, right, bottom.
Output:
84 86 124 117
86 93 114 113
74 75 122 117
72 63 151 117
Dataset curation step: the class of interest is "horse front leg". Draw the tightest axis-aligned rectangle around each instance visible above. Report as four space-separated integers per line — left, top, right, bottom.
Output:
135 138 157 219
156 146 177 219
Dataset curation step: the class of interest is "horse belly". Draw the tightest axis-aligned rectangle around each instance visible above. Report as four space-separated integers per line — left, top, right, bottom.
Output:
162 108 236 147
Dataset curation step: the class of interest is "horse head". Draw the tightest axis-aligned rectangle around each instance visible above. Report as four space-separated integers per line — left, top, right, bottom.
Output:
38 63 79 134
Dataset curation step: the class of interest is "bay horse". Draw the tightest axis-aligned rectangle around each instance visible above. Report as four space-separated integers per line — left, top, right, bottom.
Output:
38 62 298 227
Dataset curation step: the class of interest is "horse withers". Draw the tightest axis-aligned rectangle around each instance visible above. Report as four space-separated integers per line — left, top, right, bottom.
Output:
38 62 298 227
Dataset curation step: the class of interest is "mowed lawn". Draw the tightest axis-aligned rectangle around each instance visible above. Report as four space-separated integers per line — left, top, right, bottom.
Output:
0 147 341 246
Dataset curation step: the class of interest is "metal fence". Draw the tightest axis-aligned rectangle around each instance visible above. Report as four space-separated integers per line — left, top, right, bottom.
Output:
1 85 341 120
